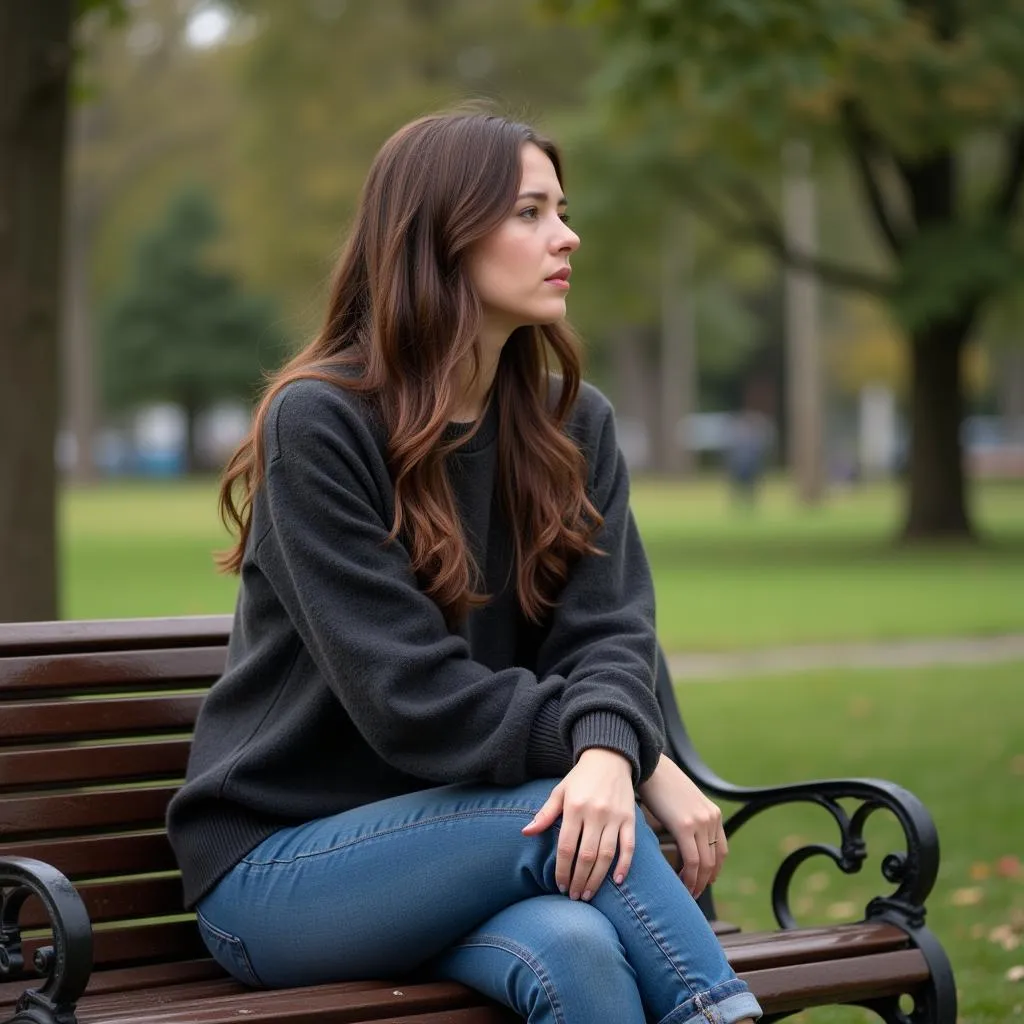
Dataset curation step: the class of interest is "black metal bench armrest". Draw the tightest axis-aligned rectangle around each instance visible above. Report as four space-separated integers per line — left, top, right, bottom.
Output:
1 857 93 1024
655 652 940 932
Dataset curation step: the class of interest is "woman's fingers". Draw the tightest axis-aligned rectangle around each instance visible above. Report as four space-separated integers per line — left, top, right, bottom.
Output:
678 832 701 894
521 783 564 836
574 821 622 900
694 833 716 898
613 820 636 885
569 820 602 899
709 824 728 885
555 806 582 894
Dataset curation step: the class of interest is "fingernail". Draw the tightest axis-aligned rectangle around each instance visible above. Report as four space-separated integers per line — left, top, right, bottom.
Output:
614 874 624 885
558 883 566 893
582 890 592 901
570 891 579 900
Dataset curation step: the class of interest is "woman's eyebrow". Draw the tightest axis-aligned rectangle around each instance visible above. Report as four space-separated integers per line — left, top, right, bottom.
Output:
516 190 568 207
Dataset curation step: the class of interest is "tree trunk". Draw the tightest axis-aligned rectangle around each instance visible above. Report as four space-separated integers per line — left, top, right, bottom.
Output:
63 205 99 483
0 2 72 621
782 141 825 505
659 209 696 476
903 322 972 539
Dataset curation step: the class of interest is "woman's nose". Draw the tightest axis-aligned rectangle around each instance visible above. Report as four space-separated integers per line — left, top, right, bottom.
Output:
556 225 580 254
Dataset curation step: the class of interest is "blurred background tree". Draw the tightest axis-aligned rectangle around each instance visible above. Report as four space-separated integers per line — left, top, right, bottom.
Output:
0 0 124 622
555 0 1024 539
101 185 284 472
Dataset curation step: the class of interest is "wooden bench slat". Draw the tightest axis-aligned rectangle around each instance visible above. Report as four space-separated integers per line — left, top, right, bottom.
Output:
80 980 385 1018
0 831 177 879
81 981 489 1024
0 741 188 790
0 696 202 743
21 876 184 929
0 960 225 1010
364 1013 514 1024
1 786 175 837
744 948 930 1013
0 739 190 789
0 648 225 695
0 617 232 658
21 921 208 971
719 921 910 968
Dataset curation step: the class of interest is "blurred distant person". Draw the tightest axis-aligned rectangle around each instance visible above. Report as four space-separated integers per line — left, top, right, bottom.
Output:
167 109 761 1024
727 409 772 506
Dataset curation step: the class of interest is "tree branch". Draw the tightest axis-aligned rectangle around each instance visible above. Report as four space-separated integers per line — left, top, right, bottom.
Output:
840 100 908 256
679 177 896 296
992 124 1024 221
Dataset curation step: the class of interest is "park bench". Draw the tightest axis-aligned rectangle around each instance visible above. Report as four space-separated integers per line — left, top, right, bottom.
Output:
0 615 956 1024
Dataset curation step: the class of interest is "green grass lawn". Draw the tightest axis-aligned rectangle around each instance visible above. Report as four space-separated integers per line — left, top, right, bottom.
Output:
678 661 1024 1024
56 478 1023 1020
61 476 1024 649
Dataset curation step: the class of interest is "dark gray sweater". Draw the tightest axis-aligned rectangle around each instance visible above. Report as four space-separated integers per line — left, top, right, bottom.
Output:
167 377 665 908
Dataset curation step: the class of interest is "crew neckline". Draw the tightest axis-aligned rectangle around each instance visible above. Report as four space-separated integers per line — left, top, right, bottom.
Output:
443 394 499 453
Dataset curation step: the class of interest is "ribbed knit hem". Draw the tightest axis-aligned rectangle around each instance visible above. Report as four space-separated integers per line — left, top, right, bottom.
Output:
168 805 286 909
571 711 641 784
525 697 572 778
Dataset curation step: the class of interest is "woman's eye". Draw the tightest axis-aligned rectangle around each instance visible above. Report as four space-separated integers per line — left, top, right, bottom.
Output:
559 213 571 225
518 207 538 219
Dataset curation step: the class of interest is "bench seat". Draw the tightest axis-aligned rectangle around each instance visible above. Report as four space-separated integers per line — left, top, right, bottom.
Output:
0 616 956 1024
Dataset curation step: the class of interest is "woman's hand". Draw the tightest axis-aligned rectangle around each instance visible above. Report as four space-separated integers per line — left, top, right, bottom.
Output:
638 754 726 899
522 748 636 901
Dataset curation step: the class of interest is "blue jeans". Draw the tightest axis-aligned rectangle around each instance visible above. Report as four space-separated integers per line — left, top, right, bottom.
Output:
195 779 762 1024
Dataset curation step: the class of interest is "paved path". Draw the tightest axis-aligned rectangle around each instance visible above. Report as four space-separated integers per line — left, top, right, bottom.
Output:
667 633 1024 681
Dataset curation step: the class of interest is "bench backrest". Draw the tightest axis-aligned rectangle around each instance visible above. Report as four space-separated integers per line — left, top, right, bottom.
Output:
0 616 232 977
0 616 692 980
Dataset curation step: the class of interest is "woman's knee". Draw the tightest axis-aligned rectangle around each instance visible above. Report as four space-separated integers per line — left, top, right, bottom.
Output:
525 895 627 968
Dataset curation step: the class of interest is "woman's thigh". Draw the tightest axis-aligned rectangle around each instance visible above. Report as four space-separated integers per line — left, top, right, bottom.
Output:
197 779 561 988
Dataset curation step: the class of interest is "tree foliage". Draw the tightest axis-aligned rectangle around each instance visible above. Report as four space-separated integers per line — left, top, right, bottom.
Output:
101 185 284 461
556 0 1024 535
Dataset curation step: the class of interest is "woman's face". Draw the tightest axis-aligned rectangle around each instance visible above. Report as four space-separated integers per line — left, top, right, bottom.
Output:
466 143 581 339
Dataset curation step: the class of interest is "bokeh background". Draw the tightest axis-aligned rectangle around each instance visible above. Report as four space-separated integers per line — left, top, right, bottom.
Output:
3 3 1023 1022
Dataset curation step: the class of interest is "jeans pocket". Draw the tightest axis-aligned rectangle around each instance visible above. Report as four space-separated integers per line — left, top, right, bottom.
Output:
195 908 264 988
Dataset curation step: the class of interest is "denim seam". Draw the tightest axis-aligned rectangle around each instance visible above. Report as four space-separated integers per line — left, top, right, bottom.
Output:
241 806 540 866
195 907 263 988
451 933 566 1024
612 877 699 999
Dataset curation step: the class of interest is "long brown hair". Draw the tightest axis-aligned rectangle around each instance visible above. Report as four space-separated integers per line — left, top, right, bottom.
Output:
218 110 603 625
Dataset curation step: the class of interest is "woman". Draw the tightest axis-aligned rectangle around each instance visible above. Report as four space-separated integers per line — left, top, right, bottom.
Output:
167 109 762 1024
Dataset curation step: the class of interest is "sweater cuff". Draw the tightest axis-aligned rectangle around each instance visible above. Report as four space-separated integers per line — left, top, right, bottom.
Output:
526 697 573 778
571 712 641 785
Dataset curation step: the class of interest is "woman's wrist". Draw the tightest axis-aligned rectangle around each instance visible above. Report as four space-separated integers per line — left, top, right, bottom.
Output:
576 746 633 775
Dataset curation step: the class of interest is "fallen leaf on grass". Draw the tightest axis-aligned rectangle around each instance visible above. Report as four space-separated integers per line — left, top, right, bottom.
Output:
970 862 992 881
736 877 758 895
779 835 806 854
794 896 814 916
807 871 830 893
826 900 856 919
847 697 873 719
1007 965 1024 983
950 886 984 906
1011 754 1024 776
990 925 1021 951
997 855 1022 880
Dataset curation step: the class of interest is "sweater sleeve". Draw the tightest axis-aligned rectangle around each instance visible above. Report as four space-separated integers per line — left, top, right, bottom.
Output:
535 390 666 784
252 382 572 786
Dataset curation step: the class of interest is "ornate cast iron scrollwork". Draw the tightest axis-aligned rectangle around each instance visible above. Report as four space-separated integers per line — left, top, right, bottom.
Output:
655 651 957 1024
0 857 93 1024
